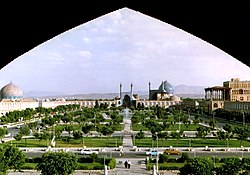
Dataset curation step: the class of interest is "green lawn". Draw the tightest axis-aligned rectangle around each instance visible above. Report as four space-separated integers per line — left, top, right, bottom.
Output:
5 137 123 148
135 138 250 147
132 123 198 131
20 162 104 170
167 124 198 131
55 123 124 131
146 162 224 170
10 138 250 148
131 124 149 131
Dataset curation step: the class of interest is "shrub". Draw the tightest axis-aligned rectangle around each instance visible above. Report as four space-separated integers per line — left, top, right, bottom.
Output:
177 152 189 163
90 153 100 163
108 158 116 169
76 163 89 170
167 158 178 163
20 163 36 170
93 164 103 170
78 157 93 163
159 154 169 163
33 157 42 163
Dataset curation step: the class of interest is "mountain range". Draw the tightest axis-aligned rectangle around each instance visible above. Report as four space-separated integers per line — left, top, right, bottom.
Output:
24 84 205 99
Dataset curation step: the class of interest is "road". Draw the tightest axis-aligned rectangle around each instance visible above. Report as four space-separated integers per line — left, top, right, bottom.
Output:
22 146 250 159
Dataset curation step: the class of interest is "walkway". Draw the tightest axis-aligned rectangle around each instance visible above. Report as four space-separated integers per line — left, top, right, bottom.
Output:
110 158 151 175
122 108 133 150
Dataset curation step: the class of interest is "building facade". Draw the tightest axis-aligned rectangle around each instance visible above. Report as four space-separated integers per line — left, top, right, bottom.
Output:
200 78 250 113
223 78 250 102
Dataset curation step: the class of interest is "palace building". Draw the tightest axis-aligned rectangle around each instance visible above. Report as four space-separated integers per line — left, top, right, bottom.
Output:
198 78 250 113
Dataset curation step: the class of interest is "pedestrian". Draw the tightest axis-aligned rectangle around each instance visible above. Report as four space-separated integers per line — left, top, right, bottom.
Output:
124 160 128 169
127 160 131 169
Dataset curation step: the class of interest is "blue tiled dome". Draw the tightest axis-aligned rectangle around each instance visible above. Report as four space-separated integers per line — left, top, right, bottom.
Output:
158 80 174 94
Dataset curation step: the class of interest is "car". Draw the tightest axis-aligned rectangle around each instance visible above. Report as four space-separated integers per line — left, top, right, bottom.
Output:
163 148 181 155
80 149 99 155
145 149 159 156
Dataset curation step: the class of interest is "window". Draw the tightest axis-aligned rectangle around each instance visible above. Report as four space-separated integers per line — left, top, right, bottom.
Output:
239 89 244 94
213 103 218 108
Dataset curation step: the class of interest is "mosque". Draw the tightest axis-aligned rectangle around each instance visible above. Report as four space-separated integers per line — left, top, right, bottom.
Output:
117 81 181 108
0 80 181 115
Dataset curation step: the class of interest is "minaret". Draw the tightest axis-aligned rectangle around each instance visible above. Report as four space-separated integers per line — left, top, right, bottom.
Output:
120 83 122 99
131 83 133 96
149 81 151 100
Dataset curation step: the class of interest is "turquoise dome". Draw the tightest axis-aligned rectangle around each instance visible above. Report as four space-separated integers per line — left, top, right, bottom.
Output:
158 80 174 94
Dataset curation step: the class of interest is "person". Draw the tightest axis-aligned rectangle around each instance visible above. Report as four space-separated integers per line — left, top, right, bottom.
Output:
124 160 128 169
127 160 131 169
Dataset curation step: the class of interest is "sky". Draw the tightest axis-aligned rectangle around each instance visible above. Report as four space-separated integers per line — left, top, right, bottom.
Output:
0 8 249 95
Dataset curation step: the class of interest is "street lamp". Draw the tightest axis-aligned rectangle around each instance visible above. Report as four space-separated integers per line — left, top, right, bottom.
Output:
241 110 245 128
103 154 108 175
133 133 135 146
156 133 159 149
213 154 217 168
241 146 244 159
178 112 181 132
155 132 159 174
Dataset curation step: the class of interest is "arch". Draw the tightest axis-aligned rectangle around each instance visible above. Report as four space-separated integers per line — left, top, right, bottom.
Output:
151 92 157 100
239 89 244 94
123 94 131 108
213 103 218 108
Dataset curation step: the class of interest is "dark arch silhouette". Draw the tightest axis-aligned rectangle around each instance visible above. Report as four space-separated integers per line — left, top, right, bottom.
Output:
0 1 249 70
123 95 131 108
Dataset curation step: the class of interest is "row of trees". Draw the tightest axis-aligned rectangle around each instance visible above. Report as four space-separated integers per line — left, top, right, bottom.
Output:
11 105 126 147
179 157 250 175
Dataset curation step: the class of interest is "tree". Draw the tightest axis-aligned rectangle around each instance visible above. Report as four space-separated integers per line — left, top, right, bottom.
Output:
94 100 99 108
209 119 216 130
158 153 169 163
36 151 78 175
135 130 145 140
0 127 8 143
234 126 250 146
73 130 82 140
223 124 234 147
100 125 115 146
0 145 26 173
19 125 31 146
216 158 242 175
196 126 210 139
179 157 214 175
177 152 189 163
215 130 226 146
170 131 183 146
81 124 94 136
0 146 8 174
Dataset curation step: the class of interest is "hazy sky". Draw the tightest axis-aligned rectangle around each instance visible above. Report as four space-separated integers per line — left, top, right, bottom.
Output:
0 8 249 94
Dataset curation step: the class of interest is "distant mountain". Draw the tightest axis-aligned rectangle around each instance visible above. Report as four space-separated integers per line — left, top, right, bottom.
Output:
24 85 205 99
174 85 205 95
24 91 67 98
67 93 119 100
